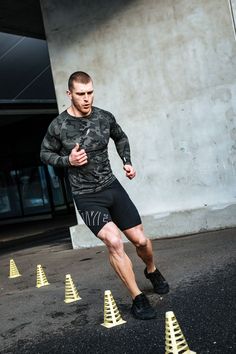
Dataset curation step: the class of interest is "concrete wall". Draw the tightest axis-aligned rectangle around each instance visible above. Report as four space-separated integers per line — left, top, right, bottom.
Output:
40 0 236 248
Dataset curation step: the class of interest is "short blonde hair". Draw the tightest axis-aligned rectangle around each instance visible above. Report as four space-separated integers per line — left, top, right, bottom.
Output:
68 71 92 90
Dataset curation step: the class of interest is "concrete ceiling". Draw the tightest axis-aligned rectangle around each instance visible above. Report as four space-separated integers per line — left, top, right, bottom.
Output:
0 0 45 39
0 32 56 102
0 1 57 127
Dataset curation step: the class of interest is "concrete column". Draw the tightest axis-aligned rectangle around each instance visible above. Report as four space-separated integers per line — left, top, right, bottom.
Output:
40 0 236 248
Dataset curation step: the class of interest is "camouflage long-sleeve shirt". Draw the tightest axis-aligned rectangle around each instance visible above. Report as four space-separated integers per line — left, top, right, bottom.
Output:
40 107 132 195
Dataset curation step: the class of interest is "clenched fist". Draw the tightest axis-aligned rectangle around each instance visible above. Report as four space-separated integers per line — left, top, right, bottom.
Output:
123 164 136 180
69 143 88 166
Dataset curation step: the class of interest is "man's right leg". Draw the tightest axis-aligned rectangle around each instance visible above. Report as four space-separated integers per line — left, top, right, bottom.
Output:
97 221 156 320
97 221 142 300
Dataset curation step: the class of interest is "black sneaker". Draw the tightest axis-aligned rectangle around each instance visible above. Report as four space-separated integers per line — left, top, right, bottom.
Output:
131 293 157 320
144 267 169 294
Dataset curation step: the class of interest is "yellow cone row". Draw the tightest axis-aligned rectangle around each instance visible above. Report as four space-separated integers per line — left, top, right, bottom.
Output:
8 259 82 303
6 259 196 352
35 266 83 305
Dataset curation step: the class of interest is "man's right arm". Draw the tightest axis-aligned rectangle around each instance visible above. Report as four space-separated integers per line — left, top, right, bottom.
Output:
40 120 71 167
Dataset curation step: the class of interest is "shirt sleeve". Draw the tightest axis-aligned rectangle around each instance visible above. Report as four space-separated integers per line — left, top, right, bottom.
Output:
40 118 71 167
109 113 132 165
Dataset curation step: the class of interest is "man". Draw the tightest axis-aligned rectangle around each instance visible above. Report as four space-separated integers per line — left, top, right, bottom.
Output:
40 71 169 320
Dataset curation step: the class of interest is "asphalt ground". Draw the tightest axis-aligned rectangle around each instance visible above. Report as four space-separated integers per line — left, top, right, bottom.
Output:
0 227 235 353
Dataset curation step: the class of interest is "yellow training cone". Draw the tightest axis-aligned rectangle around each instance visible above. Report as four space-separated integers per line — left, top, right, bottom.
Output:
101 290 126 328
64 274 82 303
36 264 50 288
9 259 21 278
165 311 196 354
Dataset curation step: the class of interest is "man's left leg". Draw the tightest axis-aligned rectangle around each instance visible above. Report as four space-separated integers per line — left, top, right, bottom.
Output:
123 224 169 294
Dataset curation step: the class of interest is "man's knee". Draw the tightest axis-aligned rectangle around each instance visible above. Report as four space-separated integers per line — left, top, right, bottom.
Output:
107 234 123 251
130 232 149 248
124 224 148 248
134 225 151 248
136 235 148 248
98 222 123 251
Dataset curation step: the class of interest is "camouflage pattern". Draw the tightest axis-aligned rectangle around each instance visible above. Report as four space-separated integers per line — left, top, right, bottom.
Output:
40 107 132 195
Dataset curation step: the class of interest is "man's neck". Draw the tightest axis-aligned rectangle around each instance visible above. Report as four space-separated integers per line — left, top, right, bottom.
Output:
67 106 92 117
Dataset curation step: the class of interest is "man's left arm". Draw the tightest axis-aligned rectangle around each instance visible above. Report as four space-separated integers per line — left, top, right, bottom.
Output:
109 114 136 179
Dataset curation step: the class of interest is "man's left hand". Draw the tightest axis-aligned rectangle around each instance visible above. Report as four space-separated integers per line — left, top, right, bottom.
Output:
123 164 136 180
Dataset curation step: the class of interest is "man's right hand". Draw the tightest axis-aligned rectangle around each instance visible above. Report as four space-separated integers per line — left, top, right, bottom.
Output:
69 143 88 166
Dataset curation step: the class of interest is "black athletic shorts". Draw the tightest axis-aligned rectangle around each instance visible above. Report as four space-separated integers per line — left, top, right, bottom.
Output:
73 179 142 236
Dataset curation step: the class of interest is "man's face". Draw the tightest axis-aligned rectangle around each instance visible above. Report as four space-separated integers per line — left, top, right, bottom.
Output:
67 80 94 116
